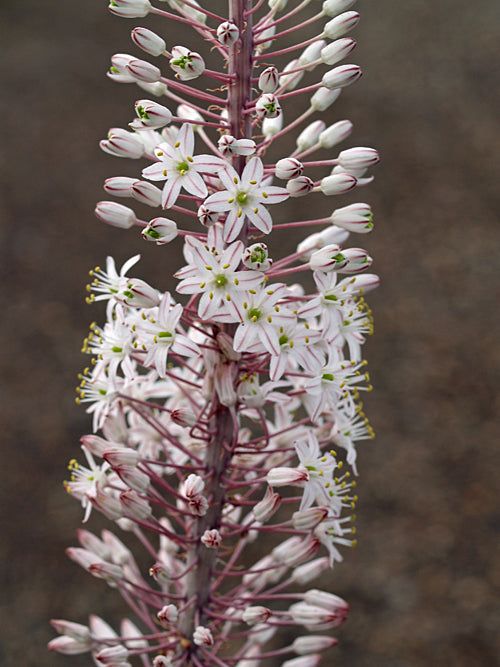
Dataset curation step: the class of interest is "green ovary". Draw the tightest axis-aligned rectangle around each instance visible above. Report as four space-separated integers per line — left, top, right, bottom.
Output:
322 373 334 381
176 161 190 174
215 275 227 287
248 308 261 321
236 192 248 204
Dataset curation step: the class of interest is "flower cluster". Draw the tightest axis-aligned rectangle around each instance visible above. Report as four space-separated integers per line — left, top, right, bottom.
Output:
50 0 379 665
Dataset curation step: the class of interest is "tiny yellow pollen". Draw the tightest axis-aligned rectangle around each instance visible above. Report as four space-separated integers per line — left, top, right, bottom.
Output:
254 207 259 213
226 294 231 301
187 156 193 162
249 180 257 185
237 210 243 218
157 150 163 156
200 282 206 288
205 265 213 271
234 278 239 285
209 292 214 299
337 461 343 469
233 177 238 184
163 169 168 176
262 191 268 198
267 315 272 323
223 263 230 269
228 198 234 203
174 141 180 148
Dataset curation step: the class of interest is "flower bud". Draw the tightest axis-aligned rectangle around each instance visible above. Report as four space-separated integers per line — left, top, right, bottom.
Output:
134 99 172 128
291 557 330 584
309 244 348 272
157 604 178 623
337 272 380 295
216 332 241 361
267 467 309 486
275 158 303 180
259 66 279 93
169 46 205 81
320 37 356 65
197 204 219 227
252 488 281 521
126 58 161 83
330 202 373 232
95 201 137 229
242 606 272 626
337 146 380 170
50 620 91 644
132 181 162 207
103 448 139 468
142 218 177 245
289 601 345 629
274 536 320 566
242 242 272 271
182 473 205 499
281 657 322 667
108 53 136 83
103 176 137 197
310 86 341 112
304 589 349 613
279 59 304 91
48 635 91 655
319 173 357 195
255 93 281 119
318 119 353 148
316 225 350 246
176 103 205 128
131 27 166 56
322 64 362 89
217 21 239 46
299 40 326 70
165 0 206 24
292 635 338 654
108 0 152 19
292 506 329 530
322 0 356 18
296 120 325 151
201 529 222 548
336 247 373 274
218 135 256 157
95 644 130 664
193 626 214 646
287 176 314 197
255 24 276 54
269 0 288 9
322 11 360 39
262 114 283 138
120 489 152 520
100 128 144 159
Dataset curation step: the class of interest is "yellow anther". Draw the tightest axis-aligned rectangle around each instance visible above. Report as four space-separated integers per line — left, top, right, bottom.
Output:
174 141 180 148
237 210 243 218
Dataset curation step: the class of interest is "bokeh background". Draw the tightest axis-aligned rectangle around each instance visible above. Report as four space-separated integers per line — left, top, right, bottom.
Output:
0 0 498 664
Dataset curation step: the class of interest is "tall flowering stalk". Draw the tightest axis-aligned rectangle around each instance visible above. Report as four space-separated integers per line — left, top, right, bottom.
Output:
50 0 379 664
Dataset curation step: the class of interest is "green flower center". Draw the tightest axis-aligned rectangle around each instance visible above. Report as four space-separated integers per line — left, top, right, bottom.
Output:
176 161 190 175
236 191 248 205
215 275 227 287
248 308 262 321
251 248 266 263
279 334 289 346
144 228 161 239
158 331 173 338
136 105 149 120
322 373 334 382
172 55 192 70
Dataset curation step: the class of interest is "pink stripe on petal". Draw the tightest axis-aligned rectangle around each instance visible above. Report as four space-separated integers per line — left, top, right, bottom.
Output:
247 206 272 234
162 178 182 208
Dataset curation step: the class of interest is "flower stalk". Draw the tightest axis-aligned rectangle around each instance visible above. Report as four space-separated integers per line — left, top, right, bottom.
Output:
50 0 379 664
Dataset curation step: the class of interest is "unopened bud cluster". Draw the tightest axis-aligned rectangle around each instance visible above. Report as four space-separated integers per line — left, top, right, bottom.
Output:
50 0 379 664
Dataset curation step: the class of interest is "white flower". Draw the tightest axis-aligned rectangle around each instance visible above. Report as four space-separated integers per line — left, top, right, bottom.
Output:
141 123 222 208
203 156 288 242
295 433 337 511
169 45 205 81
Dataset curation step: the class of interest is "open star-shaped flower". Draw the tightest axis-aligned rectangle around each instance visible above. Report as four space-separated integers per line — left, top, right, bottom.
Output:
203 156 289 242
141 124 222 208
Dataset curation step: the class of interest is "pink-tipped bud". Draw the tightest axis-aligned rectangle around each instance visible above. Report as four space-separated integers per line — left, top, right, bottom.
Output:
292 506 330 530
132 180 162 207
217 21 239 46
274 536 320 566
320 38 356 65
170 407 197 427
281 656 322 667
322 64 362 89
255 93 281 119
291 557 331 584
118 278 160 307
120 489 152 520
279 59 304 91
242 606 272 626
95 201 137 229
322 11 360 39
197 204 219 227
322 0 356 18
287 176 314 198
330 202 373 232
309 244 348 272
296 120 326 151
292 635 339 654
253 488 281 521
103 176 137 197
103 448 139 468
131 27 166 56
299 40 327 70
201 529 222 549
336 247 373 274
304 589 349 614
134 99 172 128
320 173 357 195
289 601 346 629
50 620 91 644
182 474 205 500
218 135 256 157
100 128 144 159
169 46 205 81
108 0 152 19
310 86 342 112
108 53 136 83
48 635 91 655
242 242 272 271
259 66 279 93
193 626 214 647
337 272 380 295
157 604 178 624
318 120 353 148
142 217 178 244
275 158 303 180
126 58 161 83
337 146 379 170
267 467 309 487
95 644 130 664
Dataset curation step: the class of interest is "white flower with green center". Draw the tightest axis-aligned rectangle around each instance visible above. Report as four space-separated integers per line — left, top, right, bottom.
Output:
203 156 289 243
295 432 337 511
136 293 201 378
175 235 264 322
141 123 222 208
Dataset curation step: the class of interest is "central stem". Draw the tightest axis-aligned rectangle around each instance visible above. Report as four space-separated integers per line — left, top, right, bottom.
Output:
177 3 254 661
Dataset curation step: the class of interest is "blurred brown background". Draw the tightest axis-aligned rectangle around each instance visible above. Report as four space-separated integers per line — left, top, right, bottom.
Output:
0 0 498 664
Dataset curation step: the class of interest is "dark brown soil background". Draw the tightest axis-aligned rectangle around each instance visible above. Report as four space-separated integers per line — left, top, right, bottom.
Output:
0 0 498 664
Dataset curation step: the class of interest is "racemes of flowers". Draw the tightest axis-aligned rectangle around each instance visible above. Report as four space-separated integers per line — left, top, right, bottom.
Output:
50 0 379 665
